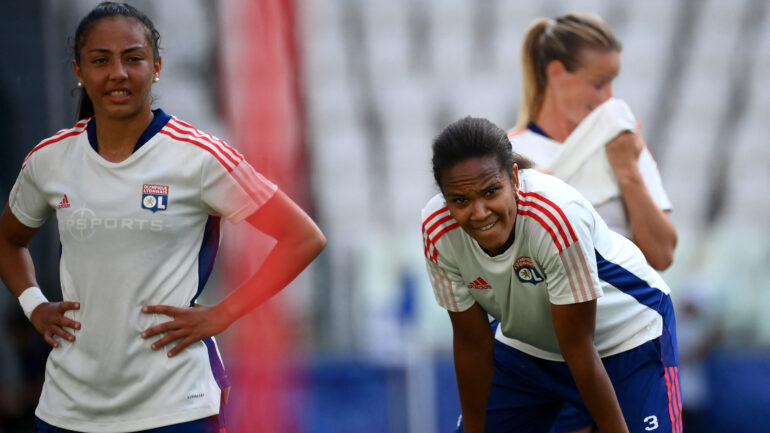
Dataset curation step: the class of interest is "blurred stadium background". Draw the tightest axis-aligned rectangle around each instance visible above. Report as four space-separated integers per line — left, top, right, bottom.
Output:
1 0 768 432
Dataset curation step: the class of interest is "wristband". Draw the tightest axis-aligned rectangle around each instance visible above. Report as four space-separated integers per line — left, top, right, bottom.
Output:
18 286 48 320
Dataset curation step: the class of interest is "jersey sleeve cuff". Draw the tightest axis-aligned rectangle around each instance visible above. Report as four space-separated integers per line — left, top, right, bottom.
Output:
10 205 48 228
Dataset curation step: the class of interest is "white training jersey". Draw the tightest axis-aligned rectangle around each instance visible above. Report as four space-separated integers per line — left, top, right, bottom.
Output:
9 110 277 432
422 169 672 361
509 127 671 238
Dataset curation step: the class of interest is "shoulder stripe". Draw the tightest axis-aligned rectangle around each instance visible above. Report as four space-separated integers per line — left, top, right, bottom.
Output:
425 213 454 240
518 198 572 249
228 161 277 209
164 118 242 164
422 206 450 233
159 129 234 171
519 191 597 302
424 222 459 262
22 118 90 167
422 206 459 263
171 117 238 153
520 191 577 240
167 118 244 163
517 209 563 251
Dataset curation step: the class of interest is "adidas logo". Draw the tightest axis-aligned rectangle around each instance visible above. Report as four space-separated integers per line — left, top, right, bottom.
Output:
468 277 492 290
57 195 71 209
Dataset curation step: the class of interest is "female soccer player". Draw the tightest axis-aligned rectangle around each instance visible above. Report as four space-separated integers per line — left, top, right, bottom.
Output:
0 3 325 432
422 116 680 432
509 13 677 271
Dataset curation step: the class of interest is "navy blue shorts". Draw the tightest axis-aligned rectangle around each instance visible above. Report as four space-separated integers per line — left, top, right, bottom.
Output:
34 415 222 433
456 338 682 433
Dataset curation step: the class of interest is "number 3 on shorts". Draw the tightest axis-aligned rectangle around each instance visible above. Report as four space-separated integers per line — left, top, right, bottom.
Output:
643 414 659 431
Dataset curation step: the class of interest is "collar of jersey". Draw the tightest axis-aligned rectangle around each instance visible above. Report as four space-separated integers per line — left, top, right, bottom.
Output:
87 109 172 154
527 121 552 139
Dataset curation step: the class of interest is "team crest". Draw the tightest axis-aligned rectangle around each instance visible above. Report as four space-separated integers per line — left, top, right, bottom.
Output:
514 256 544 284
142 184 169 212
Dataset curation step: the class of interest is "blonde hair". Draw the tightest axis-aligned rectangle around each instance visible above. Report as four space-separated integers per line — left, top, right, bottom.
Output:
515 13 621 130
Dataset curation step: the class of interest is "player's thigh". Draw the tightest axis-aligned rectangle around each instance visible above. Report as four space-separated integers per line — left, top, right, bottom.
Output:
549 400 593 433
551 338 682 433
456 340 569 433
608 339 681 433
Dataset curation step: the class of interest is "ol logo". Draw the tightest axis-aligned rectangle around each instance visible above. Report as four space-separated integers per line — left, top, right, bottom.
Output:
142 184 169 212
514 256 544 284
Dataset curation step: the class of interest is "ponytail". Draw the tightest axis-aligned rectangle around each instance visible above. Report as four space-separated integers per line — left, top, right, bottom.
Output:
515 18 551 131
514 13 621 130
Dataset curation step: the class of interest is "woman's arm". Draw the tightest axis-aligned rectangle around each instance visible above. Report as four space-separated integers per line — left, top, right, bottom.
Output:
0 205 81 347
448 302 495 433
606 131 677 270
218 189 327 321
142 190 326 356
551 300 629 433
0 205 39 297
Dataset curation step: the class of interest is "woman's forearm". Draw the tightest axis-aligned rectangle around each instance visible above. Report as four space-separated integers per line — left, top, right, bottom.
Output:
449 305 496 433
213 191 326 327
565 347 628 433
453 336 494 433
616 170 677 270
0 206 40 297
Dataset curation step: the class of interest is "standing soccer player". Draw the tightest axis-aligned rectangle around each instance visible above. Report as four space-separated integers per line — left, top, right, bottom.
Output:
509 13 677 272
423 116 681 432
0 2 325 432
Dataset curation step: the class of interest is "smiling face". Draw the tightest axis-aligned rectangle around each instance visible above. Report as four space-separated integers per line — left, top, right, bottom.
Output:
441 156 519 256
548 49 620 127
73 16 161 122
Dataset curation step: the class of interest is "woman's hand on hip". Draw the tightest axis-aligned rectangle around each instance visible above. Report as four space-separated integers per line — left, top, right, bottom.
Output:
30 301 81 348
141 303 229 357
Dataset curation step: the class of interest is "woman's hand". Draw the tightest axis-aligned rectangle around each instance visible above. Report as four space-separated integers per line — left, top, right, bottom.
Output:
141 303 229 357
552 300 629 433
30 301 81 348
141 190 325 358
605 130 643 179
449 303 495 433
604 128 677 270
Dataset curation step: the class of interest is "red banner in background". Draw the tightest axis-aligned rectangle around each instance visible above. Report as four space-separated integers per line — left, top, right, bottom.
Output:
218 1 305 432
220 0 306 203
